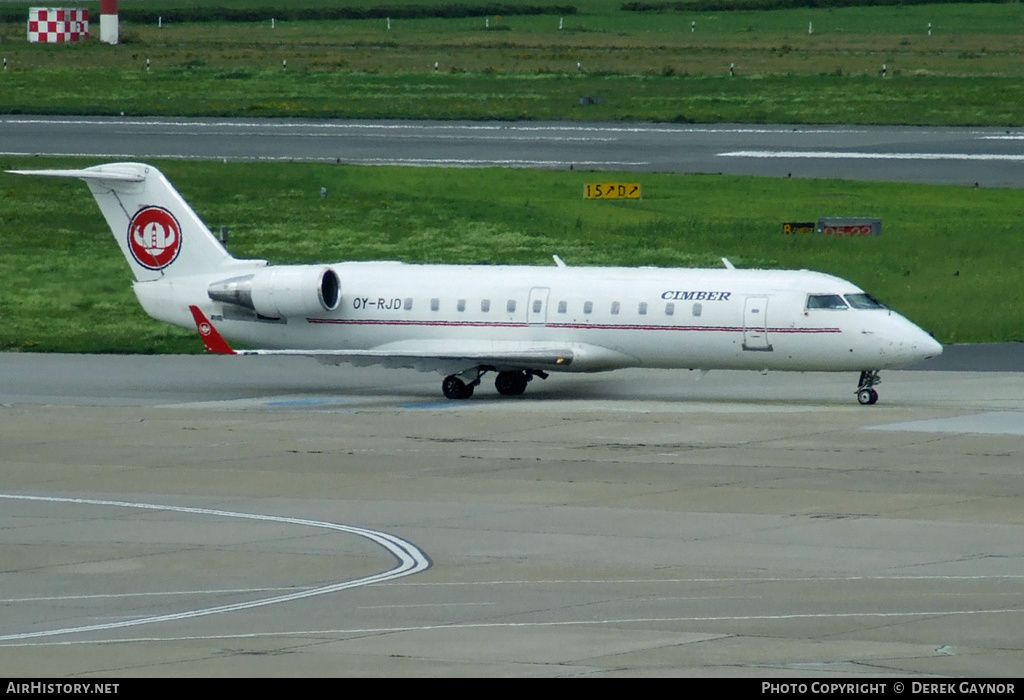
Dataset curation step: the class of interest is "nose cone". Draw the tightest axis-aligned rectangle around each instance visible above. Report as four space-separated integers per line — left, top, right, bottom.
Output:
874 314 943 367
910 328 943 363
894 318 942 365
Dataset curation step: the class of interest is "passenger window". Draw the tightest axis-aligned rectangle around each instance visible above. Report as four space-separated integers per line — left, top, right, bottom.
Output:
404 298 413 311
638 302 648 315
430 298 440 312
507 299 517 313
481 299 490 312
611 301 620 315
533 299 542 314
665 302 675 316
557 301 567 314
692 303 702 317
806 294 848 310
457 299 466 312
583 301 593 314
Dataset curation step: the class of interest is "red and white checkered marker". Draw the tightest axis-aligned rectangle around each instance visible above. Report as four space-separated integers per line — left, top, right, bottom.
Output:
27 8 89 43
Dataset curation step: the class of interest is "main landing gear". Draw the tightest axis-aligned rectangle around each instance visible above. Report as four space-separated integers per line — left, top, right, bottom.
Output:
441 374 475 400
856 370 881 405
442 368 548 400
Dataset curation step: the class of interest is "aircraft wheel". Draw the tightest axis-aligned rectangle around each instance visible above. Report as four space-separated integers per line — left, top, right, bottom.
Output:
495 371 528 396
442 375 473 400
857 388 878 405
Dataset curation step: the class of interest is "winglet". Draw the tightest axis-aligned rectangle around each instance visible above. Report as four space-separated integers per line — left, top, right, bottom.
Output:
188 305 236 355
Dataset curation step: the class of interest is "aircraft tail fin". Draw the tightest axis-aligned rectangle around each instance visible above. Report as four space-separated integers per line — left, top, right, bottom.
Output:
8 163 243 282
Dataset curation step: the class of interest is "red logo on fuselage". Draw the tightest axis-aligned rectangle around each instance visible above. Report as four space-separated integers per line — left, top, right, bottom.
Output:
128 206 181 270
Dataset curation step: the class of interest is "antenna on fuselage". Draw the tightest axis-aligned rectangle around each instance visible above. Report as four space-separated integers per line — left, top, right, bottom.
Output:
553 255 567 268
721 257 736 270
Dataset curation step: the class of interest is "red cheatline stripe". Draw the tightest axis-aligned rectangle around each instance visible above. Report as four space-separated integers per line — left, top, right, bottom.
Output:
305 318 841 334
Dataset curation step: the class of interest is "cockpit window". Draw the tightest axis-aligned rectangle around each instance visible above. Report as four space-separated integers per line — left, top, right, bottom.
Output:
844 293 886 310
806 294 848 310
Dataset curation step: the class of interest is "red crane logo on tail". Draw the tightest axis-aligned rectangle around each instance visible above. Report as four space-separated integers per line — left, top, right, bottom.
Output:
128 206 181 270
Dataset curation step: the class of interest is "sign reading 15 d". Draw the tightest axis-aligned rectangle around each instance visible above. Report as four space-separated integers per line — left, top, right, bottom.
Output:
584 183 641 200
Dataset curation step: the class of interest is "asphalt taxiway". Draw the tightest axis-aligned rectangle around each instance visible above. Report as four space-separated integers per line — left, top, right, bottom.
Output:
6 117 1024 187
1 353 1022 676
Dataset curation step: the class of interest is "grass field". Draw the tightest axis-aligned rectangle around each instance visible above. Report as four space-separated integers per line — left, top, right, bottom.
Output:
6 70 1024 124
1 3 1022 353
4 2 1024 123
2 157 1021 353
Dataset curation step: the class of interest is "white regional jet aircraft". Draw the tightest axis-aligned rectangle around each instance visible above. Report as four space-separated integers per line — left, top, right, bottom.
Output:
11 162 942 404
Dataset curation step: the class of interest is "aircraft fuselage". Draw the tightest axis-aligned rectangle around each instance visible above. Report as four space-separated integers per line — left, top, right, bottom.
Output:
137 262 940 374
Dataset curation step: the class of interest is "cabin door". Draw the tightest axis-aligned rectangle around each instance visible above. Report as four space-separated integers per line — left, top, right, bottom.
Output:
743 296 773 351
528 287 550 327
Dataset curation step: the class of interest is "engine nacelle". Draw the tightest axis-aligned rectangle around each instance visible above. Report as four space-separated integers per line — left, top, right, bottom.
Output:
208 265 340 318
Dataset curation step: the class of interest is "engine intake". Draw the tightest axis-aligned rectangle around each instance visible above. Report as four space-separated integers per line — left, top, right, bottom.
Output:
208 265 340 318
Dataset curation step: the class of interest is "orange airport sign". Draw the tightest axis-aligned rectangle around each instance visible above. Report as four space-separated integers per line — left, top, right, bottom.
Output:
584 183 641 200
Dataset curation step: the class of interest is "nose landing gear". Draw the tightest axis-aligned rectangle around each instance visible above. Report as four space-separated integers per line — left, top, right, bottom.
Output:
856 370 881 405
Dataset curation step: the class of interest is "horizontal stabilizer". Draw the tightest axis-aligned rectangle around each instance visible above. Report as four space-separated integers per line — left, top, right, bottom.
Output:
7 167 145 183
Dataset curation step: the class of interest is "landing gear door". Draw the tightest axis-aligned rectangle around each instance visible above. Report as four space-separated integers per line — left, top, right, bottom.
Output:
528 287 550 327
743 296 773 351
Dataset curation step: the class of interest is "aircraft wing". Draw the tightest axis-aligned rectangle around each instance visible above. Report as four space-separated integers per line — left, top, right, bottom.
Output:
189 306 636 374
242 344 575 375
